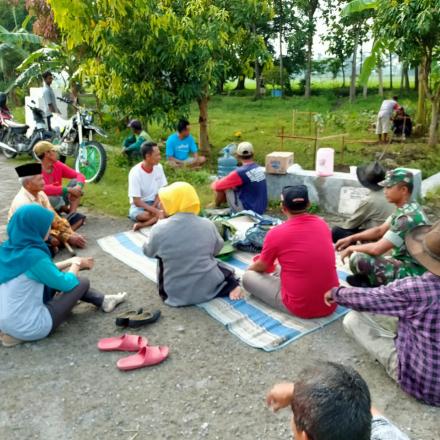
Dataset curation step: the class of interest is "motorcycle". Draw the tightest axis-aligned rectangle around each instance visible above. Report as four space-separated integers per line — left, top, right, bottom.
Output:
0 100 53 159
54 97 107 183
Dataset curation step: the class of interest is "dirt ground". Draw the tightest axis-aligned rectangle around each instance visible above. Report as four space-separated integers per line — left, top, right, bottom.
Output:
0 156 439 440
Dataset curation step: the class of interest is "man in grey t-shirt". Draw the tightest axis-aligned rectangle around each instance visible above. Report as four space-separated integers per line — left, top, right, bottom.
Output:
266 362 409 440
42 71 60 130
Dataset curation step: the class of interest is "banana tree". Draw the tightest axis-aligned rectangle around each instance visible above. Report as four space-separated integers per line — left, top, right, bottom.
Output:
14 42 83 102
0 24 42 90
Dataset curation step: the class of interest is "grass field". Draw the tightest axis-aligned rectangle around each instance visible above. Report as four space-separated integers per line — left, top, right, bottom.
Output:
7 87 440 217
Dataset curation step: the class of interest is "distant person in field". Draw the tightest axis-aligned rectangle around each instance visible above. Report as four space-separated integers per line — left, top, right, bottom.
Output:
332 162 394 243
243 185 339 318
34 141 86 214
376 96 400 143
122 119 152 159
128 141 168 231
266 362 410 440
211 142 268 215
392 107 412 138
165 119 206 168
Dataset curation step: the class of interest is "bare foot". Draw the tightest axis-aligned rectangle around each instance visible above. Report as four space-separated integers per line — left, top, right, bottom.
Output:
229 286 244 301
132 222 142 232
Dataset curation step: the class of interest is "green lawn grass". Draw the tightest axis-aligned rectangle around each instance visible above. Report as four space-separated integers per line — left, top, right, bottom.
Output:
8 87 440 217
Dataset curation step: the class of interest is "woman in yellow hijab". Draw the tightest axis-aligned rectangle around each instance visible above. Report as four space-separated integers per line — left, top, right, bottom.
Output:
143 182 243 306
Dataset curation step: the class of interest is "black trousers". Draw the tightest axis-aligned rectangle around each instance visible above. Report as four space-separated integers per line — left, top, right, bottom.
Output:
45 278 104 332
332 226 362 244
215 264 240 298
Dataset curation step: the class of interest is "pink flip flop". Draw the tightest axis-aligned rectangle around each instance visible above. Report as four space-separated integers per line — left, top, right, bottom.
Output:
117 345 169 371
97 334 148 352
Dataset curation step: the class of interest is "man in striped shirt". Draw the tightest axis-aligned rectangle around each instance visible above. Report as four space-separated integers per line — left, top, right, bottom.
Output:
325 221 440 406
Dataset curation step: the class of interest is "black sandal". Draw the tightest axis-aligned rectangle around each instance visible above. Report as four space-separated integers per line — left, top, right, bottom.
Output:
127 310 161 328
115 308 143 327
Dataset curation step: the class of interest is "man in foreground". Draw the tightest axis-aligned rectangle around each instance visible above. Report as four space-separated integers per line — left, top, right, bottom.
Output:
122 119 152 159
266 362 410 439
128 141 168 231
336 168 428 287
42 71 61 130
376 95 400 143
165 119 206 168
9 163 86 253
211 142 267 215
332 162 394 243
324 221 440 407
243 185 338 318
34 141 86 214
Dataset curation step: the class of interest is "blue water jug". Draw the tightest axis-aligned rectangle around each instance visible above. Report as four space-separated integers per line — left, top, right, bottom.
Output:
217 144 238 177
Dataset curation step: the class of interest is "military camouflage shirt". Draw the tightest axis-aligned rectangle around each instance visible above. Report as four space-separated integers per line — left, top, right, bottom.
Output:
384 201 428 268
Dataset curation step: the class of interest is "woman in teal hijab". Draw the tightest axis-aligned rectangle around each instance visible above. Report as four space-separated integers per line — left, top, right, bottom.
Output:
0 204 53 284
0 205 127 347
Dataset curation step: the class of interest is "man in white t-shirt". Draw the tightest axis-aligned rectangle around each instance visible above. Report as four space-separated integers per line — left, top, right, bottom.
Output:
128 141 168 231
376 96 400 143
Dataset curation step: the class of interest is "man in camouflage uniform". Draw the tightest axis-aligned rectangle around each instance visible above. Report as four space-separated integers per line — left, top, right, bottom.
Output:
335 168 428 287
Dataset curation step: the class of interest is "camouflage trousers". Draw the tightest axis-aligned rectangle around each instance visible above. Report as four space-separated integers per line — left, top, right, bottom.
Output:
349 252 425 286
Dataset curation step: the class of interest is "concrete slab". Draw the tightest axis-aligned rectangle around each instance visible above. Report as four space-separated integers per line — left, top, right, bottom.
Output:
266 167 423 216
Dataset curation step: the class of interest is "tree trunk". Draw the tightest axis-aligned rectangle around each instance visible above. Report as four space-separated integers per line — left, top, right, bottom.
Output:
416 65 427 128
428 99 439 147
389 52 393 90
255 60 262 100
235 75 246 90
197 94 210 154
363 84 368 98
403 64 410 92
414 65 419 91
304 32 313 98
341 64 346 88
349 32 359 103
378 64 384 97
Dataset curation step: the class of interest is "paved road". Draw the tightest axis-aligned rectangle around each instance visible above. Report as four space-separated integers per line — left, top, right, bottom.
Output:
0 155 439 440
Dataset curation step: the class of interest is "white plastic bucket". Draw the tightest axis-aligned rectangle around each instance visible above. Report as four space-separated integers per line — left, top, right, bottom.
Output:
316 148 334 177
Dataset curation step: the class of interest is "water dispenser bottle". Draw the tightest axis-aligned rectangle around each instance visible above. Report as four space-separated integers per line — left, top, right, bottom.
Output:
218 144 238 177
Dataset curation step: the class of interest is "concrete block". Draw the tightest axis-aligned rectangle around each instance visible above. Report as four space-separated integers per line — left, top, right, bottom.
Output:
266 167 422 216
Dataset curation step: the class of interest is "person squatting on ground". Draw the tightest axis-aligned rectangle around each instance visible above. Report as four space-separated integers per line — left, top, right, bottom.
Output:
143 182 243 306
243 185 339 318
392 107 412 138
266 362 410 440
9 163 86 254
0 205 127 348
165 118 206 168
211 141 268 215
34 141 86 214
325 220 440 407
332 162 394 243
336 168 428 287
376 96 400 143
128 141 168 231
122 119 153 159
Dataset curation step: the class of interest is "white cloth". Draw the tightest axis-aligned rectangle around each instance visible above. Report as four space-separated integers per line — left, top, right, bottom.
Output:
0 274 52 341
378 99 398 118
128 163 167 208
376 114 392 134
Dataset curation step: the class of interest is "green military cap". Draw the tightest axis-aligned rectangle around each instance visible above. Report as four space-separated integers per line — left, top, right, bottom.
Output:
379 168 414 188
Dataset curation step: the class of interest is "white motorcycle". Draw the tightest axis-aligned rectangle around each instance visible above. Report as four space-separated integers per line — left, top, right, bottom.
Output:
53 97 107 183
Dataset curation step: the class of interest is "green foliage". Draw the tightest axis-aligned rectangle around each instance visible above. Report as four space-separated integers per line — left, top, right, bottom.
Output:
48 0 273 134
342 0 377 16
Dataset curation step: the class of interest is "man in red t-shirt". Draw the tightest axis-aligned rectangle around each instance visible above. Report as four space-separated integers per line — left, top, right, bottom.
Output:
33 141 86 214
243 185 339 318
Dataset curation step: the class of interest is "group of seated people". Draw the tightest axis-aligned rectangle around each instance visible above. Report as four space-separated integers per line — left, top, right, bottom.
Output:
1 122 439 420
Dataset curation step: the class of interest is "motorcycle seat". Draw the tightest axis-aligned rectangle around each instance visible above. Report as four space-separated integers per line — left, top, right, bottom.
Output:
4 120 29 129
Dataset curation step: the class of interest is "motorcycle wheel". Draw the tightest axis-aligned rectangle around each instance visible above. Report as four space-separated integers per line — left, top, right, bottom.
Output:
2 146 17 159
75 141 107 183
